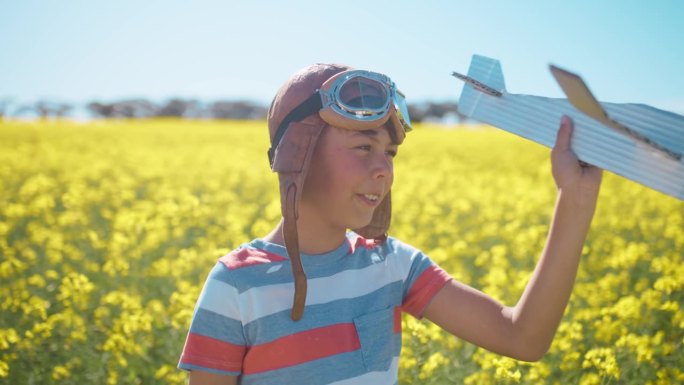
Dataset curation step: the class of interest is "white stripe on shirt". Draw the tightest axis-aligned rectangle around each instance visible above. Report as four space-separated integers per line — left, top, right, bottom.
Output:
197 277 241 320
239 256 413 324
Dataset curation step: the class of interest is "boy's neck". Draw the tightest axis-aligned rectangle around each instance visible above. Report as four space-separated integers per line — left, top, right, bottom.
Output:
262 218 347 255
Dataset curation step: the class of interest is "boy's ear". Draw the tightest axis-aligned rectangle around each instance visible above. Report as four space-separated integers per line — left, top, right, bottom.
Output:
271 122 323 173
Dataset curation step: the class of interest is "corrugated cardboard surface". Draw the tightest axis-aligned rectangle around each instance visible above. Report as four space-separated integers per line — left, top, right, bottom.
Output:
456 55 684 201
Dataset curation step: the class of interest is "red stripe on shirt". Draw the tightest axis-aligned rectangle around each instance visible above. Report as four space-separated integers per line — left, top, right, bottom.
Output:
347 234 378 253
243 323 361 375
402 265 452 318
180 332 246 372
394 306 402 333
220 248 287 270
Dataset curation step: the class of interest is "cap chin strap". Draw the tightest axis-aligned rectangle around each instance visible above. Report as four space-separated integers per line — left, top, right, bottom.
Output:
284 183 307 321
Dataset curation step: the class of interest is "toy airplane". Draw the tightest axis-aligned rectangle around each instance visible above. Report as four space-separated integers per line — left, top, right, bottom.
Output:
453 54 684 201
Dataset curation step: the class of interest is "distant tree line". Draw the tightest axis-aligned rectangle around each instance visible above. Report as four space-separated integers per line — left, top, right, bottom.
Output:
85 99 270 119
1 99 74 119
407 102 468 123
0 98 467 123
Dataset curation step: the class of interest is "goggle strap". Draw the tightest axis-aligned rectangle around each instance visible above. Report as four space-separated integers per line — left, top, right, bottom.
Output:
268 92 323 167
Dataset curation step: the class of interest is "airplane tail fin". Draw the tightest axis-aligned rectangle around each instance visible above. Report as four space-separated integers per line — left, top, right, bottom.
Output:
469 55 506 91
456 55 506 116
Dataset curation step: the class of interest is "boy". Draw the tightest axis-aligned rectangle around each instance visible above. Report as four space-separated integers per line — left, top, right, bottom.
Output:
178 63 602 384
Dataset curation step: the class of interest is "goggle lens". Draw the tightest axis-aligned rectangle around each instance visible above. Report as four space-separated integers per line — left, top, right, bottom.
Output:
394 91 412 131
337 76 389 114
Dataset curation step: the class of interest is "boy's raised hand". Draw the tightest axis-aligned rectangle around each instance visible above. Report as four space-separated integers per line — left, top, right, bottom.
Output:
551 116 603 203
423 115 605 362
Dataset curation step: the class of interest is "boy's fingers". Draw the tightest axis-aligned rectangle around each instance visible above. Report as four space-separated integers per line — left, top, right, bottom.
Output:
554 115 573 151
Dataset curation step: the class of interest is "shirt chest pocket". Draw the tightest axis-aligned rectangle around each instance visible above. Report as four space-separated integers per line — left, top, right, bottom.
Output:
353 306 402 372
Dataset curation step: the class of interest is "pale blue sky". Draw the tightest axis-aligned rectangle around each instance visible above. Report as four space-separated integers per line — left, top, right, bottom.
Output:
1 0 683 113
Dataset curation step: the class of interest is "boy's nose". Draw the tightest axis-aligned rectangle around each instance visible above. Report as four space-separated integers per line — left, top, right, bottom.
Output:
371 153 393 179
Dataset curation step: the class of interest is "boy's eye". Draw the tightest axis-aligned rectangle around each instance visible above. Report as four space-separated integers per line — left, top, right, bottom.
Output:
355 144 397 158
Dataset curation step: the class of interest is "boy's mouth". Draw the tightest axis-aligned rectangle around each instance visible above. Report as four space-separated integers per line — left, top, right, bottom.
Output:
357 193 381 207
363 194 379 202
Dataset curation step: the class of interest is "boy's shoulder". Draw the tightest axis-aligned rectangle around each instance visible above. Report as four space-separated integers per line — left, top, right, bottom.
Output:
209 233 432 295
218 245 287 271
216 232 421 271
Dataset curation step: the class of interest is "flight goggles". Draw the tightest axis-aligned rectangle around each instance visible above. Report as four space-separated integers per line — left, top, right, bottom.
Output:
268 70 412 166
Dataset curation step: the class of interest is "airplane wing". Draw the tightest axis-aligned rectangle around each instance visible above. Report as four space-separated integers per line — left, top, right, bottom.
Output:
453 54 684 201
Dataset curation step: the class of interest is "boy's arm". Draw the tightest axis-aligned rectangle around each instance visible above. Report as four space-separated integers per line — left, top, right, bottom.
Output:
422 116 602 362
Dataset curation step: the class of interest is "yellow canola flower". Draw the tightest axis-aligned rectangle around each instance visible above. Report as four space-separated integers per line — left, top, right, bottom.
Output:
107 370 118 385
20 295 49 320
616 333 655 363
0 255 26 279
399 355 418 372
659 300 678 313
27 274 46 288
45 269 59 280
525 361 550 381
464 370 495 385
0 360 8 378
559 351 582 372
0 329 19 350
418 352 449 380
640 289 663 310
56 272 95 310
155 364 187 385
654 276 680 295
607 295 642 321
51 365 70 380
102 254 130 277
579 372 601 385
593 315 626 343
492 357 522 383
582 347 620 380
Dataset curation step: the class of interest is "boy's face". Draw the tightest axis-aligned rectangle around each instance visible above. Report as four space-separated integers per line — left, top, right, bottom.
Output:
300 124 398 233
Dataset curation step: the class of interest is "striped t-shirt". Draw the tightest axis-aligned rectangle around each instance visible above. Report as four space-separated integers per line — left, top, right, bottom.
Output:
178 232 452 384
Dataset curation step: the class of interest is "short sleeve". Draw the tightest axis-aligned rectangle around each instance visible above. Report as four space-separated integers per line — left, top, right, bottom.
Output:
178 262 246 376
401 250 452 319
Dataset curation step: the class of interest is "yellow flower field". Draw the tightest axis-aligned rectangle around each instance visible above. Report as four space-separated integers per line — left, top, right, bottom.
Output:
0 119 682 384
